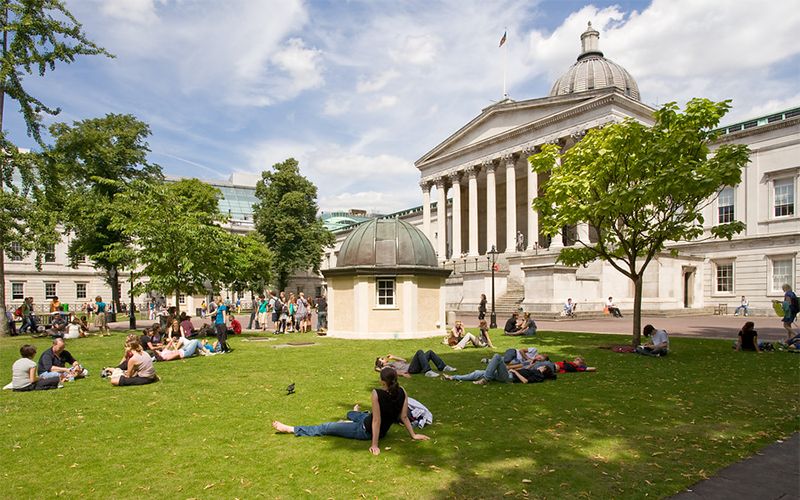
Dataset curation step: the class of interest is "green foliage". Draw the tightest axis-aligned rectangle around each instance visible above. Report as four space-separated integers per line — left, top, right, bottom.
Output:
0 329 797 499
530 99 750 344
253 158 334 290
223 231 273 294
0 0 114 144
107 178 233 312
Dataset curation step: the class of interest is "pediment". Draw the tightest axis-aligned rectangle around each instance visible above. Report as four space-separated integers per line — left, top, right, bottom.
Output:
416 89 653 171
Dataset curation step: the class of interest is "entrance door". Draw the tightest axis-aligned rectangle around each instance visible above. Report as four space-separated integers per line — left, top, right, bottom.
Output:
683 270 694 308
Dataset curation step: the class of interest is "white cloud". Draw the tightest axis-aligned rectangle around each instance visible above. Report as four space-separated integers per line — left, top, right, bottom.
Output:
90 0 164 24
390 34 440 67
357 69 400 93
323 97 351 116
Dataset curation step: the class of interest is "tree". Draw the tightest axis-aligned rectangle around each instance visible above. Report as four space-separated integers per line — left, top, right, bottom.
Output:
530 99 750 346
223 231 273 296
49 113 162 315
253 158 334 291
107 178 233 314
0 0 111 336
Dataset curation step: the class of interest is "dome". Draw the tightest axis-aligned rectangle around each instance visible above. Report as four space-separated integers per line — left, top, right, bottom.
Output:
335 218 439 269
548 22 640 101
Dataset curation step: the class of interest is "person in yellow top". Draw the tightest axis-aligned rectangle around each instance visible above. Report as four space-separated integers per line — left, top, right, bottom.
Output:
49 296 62 313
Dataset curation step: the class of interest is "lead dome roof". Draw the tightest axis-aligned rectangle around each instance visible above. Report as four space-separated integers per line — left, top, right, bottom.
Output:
336 218 438 269
548 22 640 101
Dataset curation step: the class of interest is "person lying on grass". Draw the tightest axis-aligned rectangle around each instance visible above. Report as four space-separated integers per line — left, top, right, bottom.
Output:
12 344 65 391
451 319 495 349
442 353 555 385
374 350 457 378
499 346 539 365
155 337 205 361
272 366 429 455
553 357 596 373
507 353 556 373
110 340 161 386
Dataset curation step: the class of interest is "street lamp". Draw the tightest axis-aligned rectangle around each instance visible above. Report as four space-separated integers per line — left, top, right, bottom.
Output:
488 245 499 329
129 274 136 330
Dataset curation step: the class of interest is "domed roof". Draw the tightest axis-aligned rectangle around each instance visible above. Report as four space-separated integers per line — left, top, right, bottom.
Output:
335 218 439 269
548 22 640 101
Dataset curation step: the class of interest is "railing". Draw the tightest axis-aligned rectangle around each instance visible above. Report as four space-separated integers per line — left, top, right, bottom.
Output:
442 256 497 275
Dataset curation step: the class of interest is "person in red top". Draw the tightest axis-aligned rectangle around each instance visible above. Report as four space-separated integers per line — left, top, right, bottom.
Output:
553 357 596 373
229 315 242 335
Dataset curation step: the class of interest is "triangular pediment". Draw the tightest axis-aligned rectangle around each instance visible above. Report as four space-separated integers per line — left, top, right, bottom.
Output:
416 88 653 172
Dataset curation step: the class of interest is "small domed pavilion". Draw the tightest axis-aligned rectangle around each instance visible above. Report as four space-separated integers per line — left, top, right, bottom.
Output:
322 218 451 339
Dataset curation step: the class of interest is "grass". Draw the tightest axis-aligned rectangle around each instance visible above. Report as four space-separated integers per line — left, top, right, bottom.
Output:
1 328 798 500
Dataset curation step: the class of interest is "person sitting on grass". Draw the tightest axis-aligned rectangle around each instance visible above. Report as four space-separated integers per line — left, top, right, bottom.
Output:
447 320 466 346
503 312 522 335
375 350 457 378
442 352 555 385
227 314 242 336
734 321 762 353
635 325 669 357
179 314 197 338
452 319 495 349
140 325 166 353
12 344 65 391
554 357 596 373
110 340 161 386
272 366 430 455
504 312 536 336
37 338 87 380
165 318 182 340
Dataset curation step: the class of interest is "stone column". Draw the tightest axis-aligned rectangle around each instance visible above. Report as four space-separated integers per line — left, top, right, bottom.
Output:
449 172 462 258
436 177 448 260
421 181 432 242
503 153 517 253
524 146 538 251
549 152 564 250
484 161 497 252
467 165 480 256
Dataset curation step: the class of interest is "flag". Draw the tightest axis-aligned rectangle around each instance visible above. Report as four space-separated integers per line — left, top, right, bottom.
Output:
499 30 507 48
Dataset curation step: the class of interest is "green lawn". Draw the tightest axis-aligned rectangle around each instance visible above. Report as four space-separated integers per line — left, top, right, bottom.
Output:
1 329 798 500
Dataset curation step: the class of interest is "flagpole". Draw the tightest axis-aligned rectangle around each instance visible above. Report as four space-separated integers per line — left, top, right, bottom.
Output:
502 27 507 99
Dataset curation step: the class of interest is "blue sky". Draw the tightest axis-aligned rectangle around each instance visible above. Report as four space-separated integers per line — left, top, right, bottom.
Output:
5 0 799 214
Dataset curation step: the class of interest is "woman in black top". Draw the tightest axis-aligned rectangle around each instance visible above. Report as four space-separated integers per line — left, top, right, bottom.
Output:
272 367 429 455
737 321 762 353
478 294 487 320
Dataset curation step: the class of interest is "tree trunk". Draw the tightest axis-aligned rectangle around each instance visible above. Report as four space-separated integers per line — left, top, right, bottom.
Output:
0 243 9 337
174 287 181 315
632 274 643 346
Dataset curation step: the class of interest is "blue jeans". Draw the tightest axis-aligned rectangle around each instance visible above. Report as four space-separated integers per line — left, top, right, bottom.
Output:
40 371 62 379
735 305 748 316
524 321 537 335
181 339 200 357
453 353 512 382
294 410 370 440
408 350 445 374
318 311 327 330
503 349 520 364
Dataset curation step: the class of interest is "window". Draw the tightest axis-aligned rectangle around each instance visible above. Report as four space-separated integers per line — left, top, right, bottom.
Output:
12 283 24 300
774 178 794 217
76 283 87 300
179 294 186 305
772 259 794 293
10 242 23 261
718 187 734 223
45 283 57 300
716 262 733 293
44 244 56 263
377 278 395 307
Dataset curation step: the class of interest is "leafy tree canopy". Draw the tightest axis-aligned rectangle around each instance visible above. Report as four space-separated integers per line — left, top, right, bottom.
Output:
530 98 750 345
253 158 334 291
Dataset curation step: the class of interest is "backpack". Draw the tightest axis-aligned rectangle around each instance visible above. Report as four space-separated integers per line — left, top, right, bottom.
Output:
790 292 800 316
14 306 23 317
274 298 283 314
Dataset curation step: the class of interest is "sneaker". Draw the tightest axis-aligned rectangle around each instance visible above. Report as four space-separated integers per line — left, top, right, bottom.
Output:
473 378 489 385
443 365 457 372
480 358 489 364
424 371 439 378
82 369 89 377
442 374 454 381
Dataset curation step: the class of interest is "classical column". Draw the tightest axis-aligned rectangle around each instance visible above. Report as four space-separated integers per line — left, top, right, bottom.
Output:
436 177 448 260
524 146 538 251
549 151 564 250
421 181 432 242
503 153 517 253
467 165 480 256
484 160 497 252
449 172 462 258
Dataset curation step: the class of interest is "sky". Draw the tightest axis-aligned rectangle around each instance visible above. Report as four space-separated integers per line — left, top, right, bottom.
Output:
5 0 799 215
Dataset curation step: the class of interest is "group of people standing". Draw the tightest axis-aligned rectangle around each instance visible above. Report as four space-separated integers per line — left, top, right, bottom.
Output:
253 291 327 334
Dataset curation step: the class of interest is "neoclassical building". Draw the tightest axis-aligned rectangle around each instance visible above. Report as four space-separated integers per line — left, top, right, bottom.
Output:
322 24 799 320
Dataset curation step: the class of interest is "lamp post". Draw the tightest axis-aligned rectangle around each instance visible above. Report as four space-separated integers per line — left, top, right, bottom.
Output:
129 274 136 330
107 267 117 323
488 245 498 328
